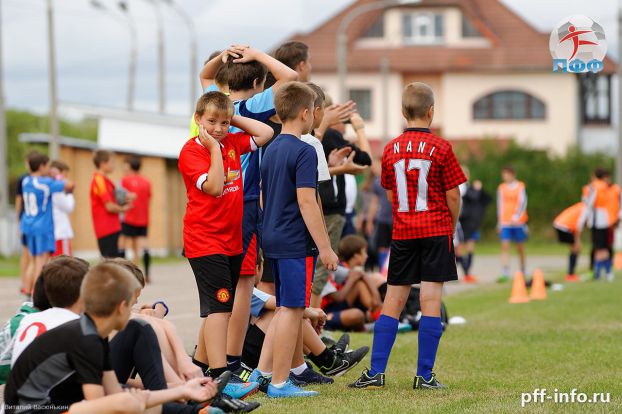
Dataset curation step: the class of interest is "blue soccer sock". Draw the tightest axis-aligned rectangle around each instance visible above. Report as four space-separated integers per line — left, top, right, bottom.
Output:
594 260 604 279
465 253 474 274
369 315 399 376
417 316 443 382
604 258 612 274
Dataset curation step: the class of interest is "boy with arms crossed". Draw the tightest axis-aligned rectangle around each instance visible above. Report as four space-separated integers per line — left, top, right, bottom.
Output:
350 83 466 390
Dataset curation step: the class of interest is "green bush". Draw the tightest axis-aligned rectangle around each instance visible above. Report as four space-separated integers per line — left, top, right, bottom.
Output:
5 109 97 199
456 140 613 242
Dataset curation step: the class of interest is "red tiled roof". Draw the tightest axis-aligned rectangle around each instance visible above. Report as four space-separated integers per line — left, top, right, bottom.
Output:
284 0 616 74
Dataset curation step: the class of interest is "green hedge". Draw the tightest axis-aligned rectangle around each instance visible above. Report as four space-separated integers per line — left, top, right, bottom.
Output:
455 140 614 242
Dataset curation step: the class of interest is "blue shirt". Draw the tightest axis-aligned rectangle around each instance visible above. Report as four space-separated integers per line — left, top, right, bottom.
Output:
261 134 318 258
204 84 276 202
19 176 65 236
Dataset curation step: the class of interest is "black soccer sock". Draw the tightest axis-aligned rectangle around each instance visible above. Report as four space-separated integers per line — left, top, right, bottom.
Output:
241 324 265 370
227 354 241 372
569 252 578 275
465 253 474 274
208 366 227 379
143 250 151 279
308 347 336 370
192 357 209 373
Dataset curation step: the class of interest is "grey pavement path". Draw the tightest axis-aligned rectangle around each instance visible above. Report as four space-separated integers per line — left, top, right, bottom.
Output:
0 254 571 353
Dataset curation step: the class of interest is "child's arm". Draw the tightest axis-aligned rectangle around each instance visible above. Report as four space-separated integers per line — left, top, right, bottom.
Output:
233 47 298 91
446 187 461 233
197 125 224 197
230 115 274 147
330 270 364 302
349 112 371 155
199 47 246 91
297 187 338 270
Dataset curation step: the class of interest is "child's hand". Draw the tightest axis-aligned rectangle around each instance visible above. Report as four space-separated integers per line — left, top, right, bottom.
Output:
320 248 339 271
182 377 218 402
322 101 356 127
328 147 352 167
64 180 75 193
198 124 220 153
350 112 365 131
341 151 369 175
231 46 261 63
221 45 246 63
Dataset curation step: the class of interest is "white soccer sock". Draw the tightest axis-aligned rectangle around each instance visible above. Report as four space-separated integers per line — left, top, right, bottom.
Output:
271 381 286 388
259 370 272 377
290 362 307 375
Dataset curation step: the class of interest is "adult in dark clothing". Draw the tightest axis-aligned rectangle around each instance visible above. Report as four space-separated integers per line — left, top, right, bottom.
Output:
457 178 492 281
312 110 372 307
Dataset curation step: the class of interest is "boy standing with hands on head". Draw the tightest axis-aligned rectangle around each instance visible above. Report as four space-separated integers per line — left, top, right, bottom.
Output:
350 82 466 391
261 82 339 398
178 91 273 399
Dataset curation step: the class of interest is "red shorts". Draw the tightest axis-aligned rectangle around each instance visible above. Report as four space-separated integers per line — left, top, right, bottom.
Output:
51 239 72 257
240 234 257 276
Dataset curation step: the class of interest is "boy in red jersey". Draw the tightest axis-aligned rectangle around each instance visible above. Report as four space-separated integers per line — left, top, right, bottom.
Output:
178 91 273 399
350 82 466 390
90 150 129 258
121 155 153 282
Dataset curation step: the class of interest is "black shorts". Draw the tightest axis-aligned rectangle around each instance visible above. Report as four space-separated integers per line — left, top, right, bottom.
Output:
122 223 148 238
556 229 575 244
591 228 609 250
374 222 393 250
188 254 242 317
98 232 123 258
388 236 458 285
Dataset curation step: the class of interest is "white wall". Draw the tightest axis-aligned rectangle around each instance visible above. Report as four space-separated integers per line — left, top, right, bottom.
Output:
441 73 578 153
311 72 405 142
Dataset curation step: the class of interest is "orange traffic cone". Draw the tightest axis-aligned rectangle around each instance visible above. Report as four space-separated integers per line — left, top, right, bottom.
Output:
509 271 530 303
614 252 622 270
530 268 547 300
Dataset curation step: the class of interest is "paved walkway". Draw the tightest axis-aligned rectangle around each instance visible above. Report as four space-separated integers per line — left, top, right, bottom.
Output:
0 254 570 352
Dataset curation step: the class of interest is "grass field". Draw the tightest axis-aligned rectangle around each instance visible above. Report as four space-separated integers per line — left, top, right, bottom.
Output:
256 273 622 413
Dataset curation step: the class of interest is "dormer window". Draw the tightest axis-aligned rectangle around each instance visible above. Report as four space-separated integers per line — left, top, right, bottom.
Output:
363 16 384 39
462 15 481 38
403 12 444 44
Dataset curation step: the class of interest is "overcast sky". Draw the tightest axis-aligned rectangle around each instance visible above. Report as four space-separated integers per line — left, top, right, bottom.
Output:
1 0 618 116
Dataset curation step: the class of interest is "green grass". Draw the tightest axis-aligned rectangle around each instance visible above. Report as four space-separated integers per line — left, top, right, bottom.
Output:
0 256 19 277
255 274 622 413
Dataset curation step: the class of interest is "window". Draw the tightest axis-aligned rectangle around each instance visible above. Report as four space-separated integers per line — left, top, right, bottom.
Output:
363 16 384 38
349 89 372 120
403 12 444 44
462 15 481 38
580 73 611 124
473 91 546 120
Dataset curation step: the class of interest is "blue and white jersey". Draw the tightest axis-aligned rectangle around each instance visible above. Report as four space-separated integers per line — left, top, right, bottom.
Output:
204 84 276 201
19 176 65 236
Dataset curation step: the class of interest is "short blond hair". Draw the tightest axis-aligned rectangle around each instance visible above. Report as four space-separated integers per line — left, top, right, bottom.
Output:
402 82 434 120
81 262 141 317
274 81 316 122
195 91 234 118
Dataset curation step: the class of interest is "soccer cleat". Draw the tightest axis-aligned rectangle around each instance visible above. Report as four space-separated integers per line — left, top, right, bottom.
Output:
348 369 385 389
222 374 259 400
329 332 350 353
209 393 260 413
321 346 369 377
564 274 579 282
290 367 334 386
320 331 336 349
234 363 254 383
267 380 319 398
496 275 510 283
606 272 615 282
248 369 271 394
463 274 477 283
413 373 447 390
398 322 413 333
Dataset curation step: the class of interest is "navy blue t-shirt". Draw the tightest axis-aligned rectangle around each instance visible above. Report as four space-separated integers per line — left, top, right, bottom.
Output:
261 134 318 258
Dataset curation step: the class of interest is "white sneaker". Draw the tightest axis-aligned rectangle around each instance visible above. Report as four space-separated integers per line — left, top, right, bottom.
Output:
606 272 615 282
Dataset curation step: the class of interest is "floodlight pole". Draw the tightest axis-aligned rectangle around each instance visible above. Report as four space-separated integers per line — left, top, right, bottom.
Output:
617 3 622 186
47 0 60 159
0 0 8 218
